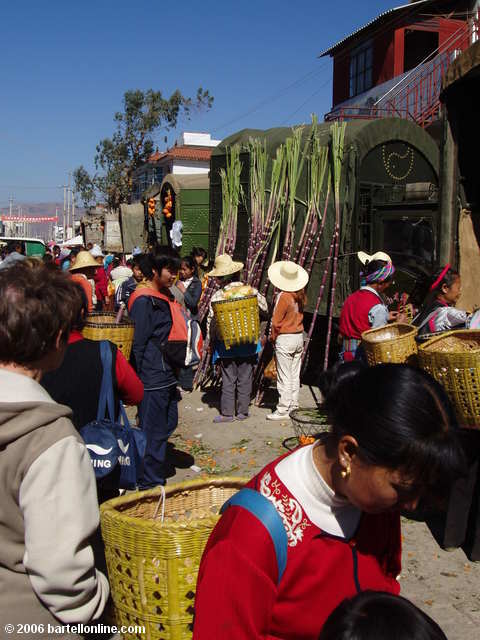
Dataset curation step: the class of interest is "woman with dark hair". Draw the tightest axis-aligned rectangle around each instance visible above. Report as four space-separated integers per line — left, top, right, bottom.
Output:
128 249 181 488
339 252 399 361
193 364 465 640
177 255 202 318
413 265 471 336
319 591 447 640
41 287 144 501
0 261 109 634
191 246 210 292
176 255 203 391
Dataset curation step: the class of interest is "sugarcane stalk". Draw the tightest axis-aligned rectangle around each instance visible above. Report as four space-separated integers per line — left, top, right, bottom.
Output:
281 128 306 261
302 228 335 366
323 122 346 370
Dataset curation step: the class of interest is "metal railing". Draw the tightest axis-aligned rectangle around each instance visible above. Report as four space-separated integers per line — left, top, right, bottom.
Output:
325 18 477 127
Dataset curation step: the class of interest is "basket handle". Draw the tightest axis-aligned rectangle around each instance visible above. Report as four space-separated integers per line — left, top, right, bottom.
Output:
152 485 166 521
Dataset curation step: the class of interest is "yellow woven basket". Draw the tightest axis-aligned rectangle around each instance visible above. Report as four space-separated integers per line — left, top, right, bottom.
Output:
212 294 260 349
82 312 135 360
361 322 418 366
100 476 247 640
418 330 480 428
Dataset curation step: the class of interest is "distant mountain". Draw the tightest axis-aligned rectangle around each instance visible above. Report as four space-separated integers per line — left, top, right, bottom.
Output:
1 202 85 240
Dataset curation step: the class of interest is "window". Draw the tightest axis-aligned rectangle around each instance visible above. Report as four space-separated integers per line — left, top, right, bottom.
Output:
349 43 373 97
153 166 164 184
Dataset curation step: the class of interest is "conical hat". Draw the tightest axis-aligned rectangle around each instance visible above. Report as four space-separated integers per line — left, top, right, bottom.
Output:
69 251 99 271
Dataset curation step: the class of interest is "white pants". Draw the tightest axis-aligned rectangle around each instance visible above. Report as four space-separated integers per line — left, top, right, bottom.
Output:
275 333 304 414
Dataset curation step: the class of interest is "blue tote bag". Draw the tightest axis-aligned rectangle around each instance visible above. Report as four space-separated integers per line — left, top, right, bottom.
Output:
81 341 146 488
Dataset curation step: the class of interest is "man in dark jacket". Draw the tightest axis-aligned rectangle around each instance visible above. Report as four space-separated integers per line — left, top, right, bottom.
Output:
128 250 180 489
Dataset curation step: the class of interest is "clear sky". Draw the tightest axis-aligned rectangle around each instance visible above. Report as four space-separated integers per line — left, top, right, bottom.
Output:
0 0 397 206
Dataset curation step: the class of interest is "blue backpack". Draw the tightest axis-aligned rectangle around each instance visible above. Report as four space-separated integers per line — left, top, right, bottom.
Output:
80 341 146 489
221 488 288 584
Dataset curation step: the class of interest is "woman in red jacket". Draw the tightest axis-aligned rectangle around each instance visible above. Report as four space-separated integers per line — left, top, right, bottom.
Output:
193 364 465 639
339 251 398 361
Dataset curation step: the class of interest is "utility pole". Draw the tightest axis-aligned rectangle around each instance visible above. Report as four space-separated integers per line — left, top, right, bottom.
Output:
67 172 71 240
72 193 76 237
63 184 67 243
8 195 13 238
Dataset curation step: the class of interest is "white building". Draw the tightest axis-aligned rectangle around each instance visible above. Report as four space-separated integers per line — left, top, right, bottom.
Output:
132 132 221 202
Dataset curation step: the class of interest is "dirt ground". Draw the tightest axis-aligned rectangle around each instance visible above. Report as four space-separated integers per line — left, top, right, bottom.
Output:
161 382 480 640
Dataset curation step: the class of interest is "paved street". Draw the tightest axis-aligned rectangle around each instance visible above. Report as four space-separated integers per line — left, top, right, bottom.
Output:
159 383 480 640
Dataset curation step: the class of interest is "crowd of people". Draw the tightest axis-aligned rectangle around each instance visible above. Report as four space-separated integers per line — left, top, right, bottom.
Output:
0 239 477 639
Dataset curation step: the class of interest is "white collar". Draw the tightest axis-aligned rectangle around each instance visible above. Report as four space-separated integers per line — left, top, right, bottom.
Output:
275 443 361 538
0 369 56 404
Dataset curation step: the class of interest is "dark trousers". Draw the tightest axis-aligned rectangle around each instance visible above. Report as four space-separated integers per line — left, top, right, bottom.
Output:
138 385 178 489
178 365 196 391
219 357 255 416
427 430 480 560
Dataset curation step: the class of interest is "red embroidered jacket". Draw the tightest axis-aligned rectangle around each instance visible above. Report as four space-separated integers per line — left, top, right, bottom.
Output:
193 452 401 640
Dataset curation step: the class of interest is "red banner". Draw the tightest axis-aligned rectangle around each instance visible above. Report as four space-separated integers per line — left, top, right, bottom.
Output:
1 216 58 223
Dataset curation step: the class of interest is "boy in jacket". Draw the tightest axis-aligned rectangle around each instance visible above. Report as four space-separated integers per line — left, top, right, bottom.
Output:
129 249 180 489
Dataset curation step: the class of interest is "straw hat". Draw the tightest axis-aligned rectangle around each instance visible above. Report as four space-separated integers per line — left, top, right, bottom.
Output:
357 251 392 265
69 250 99 271
268 261 309 292
208 254 244 277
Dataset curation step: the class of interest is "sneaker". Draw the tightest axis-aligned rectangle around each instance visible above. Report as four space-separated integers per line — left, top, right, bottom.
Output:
213 414 234 423
236 413 249 421
266 411 290 421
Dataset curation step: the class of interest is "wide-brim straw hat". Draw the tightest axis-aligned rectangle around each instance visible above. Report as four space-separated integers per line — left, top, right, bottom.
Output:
69 250 99 271
268 260 309 292
208 254 244 277
357 251 392 265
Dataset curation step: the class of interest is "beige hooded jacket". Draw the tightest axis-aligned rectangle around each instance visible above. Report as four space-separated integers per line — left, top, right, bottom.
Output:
0 369 109 638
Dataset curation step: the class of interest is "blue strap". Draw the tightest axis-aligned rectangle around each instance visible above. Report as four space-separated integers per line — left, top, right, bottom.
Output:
220 488 288 584
118 401 130 427
97 341 116 422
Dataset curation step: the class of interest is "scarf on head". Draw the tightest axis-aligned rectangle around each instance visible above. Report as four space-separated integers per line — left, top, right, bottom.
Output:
361 261 395 287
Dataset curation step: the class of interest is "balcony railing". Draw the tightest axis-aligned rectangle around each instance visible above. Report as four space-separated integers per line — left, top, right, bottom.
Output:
325 17 477 128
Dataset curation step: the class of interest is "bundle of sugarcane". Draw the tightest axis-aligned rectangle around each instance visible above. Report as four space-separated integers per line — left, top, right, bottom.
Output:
323 122 346 369
245 138 267 282
295 116 330 271
301 122 346 369
198 145 243 323
281 127 306 262
249 145 288 290
195 146 243 387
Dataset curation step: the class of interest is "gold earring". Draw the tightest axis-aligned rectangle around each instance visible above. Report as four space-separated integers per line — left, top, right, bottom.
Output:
341 464 351 479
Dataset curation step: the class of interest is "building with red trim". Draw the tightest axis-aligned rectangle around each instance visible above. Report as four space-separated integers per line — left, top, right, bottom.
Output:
132 132 220 201
322 0 478 128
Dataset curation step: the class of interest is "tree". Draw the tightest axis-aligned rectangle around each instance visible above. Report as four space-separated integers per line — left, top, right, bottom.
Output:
74 88 214 211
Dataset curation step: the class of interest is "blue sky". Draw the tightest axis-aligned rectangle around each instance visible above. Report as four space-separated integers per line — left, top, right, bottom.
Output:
0 0 396 205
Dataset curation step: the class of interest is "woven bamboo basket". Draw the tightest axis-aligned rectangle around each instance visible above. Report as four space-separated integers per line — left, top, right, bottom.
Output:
100 476 247 640
212 294 260 349
361 322 418 366
418 330 480 428
290 408 331 439
82 312 135 360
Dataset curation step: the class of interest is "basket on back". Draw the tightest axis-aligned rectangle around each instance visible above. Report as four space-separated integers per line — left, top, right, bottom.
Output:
82 312 134 360
212 294 260 349
418 330 480 428
100 476 246 640
361 322 418 366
